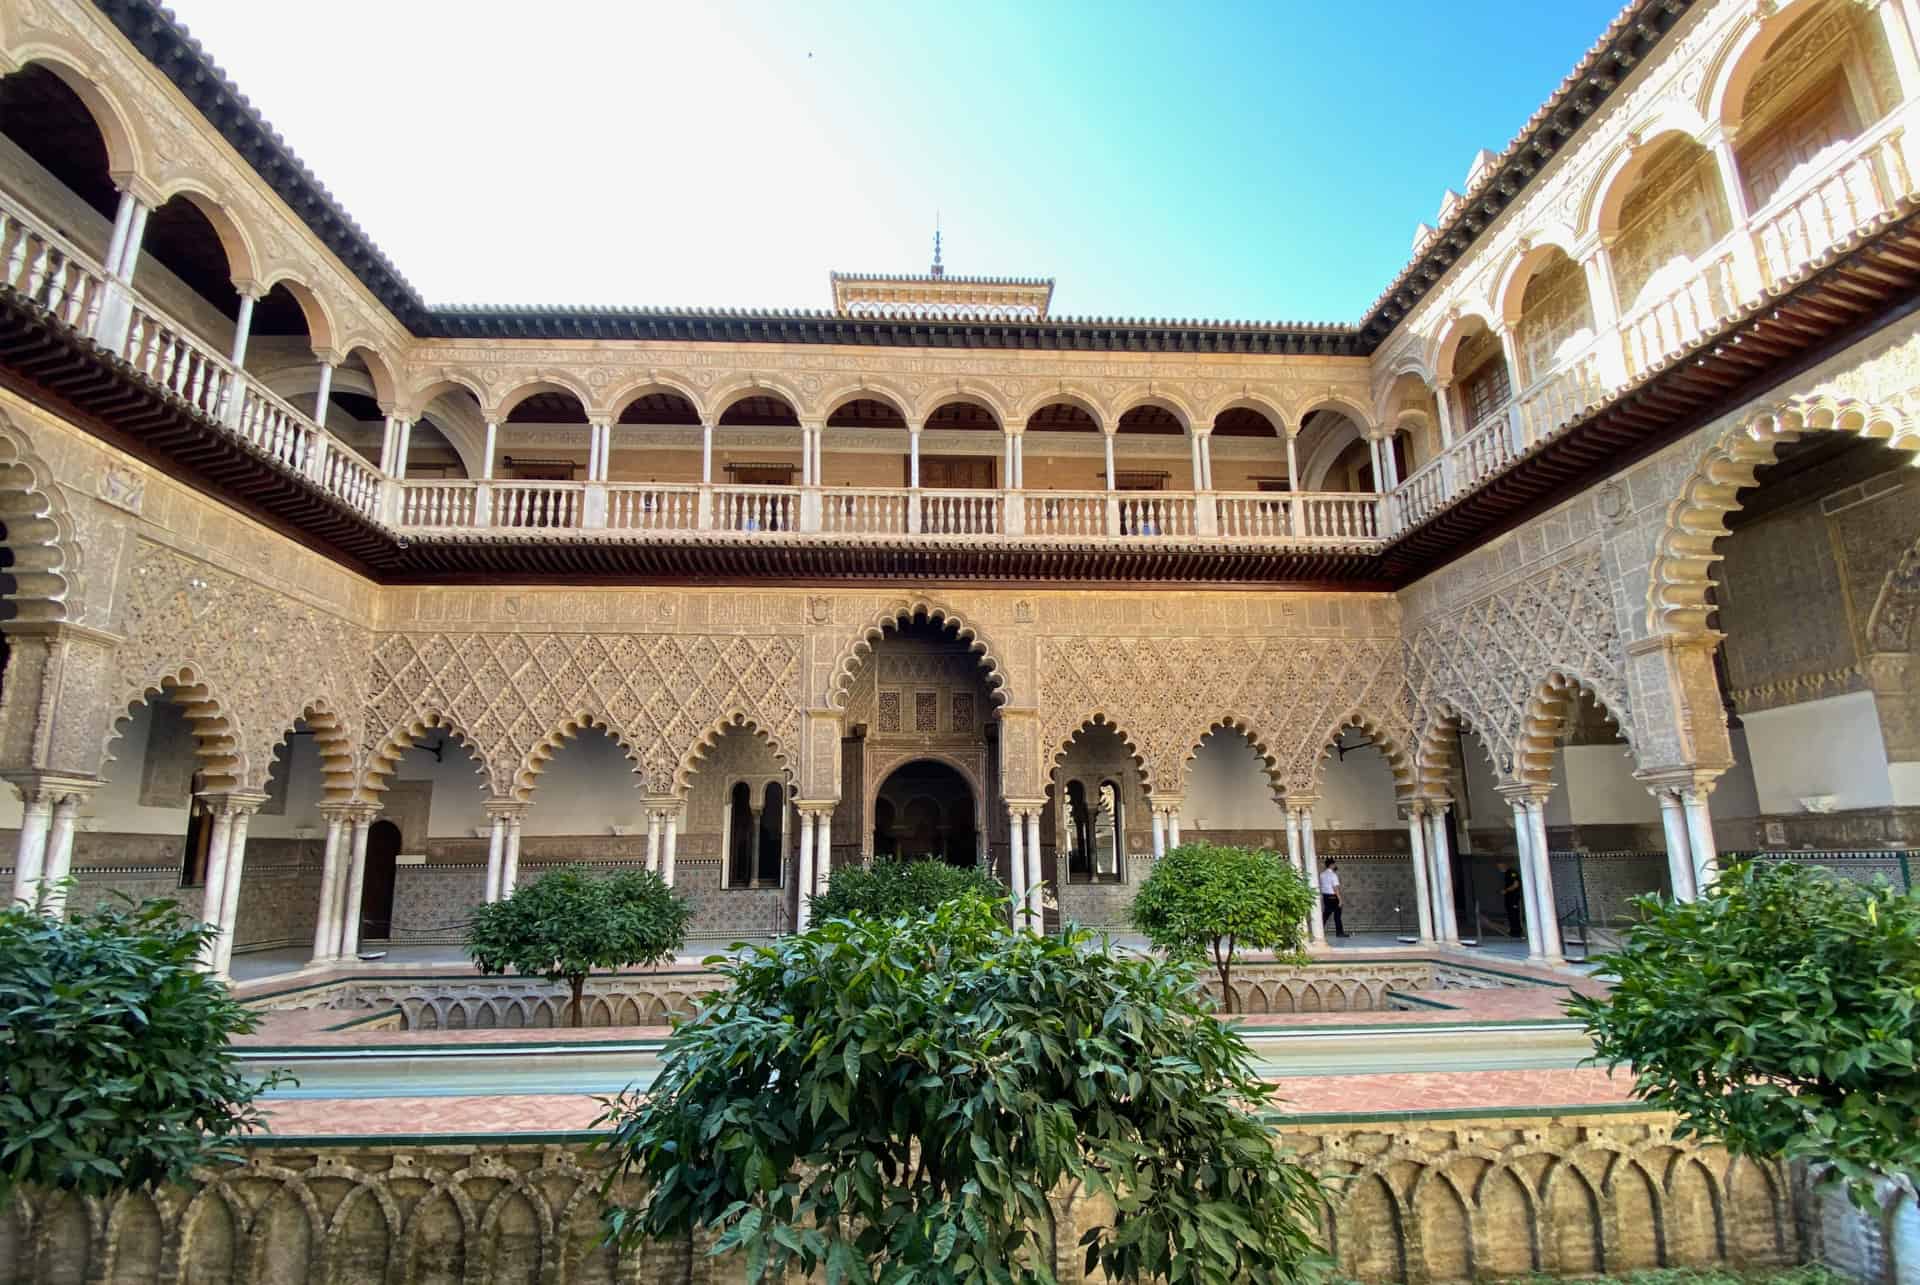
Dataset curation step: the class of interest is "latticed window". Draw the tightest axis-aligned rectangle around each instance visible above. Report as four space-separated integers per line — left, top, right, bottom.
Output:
1460 357 1512 431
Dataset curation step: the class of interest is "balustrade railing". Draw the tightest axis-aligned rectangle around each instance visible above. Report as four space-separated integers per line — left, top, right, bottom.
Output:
820 488 909 534
1394 456 1450 529
1293 493 1381 540
1216 494 1293 539
0 204 107 334
605 483 700 531
1752 120 1912 290
712 485 795 533
1116 492 1195 537
1620 250 1737 379
491 482 581 530
919 489 1003 535
1025 491 1110 538
400 481 478 528
1514 345 1606 448
121 298 232 423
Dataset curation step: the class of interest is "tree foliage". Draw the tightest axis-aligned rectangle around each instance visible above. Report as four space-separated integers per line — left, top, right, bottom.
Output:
467 866 689 1027
1130 843 1315 1013
1568 861 1920 1207
809 858 1003 924
0 895 285 1205
599 893 1328 1283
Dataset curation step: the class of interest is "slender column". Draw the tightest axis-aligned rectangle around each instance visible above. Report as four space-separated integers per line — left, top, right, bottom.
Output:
646 810 662 874
483 807 509 902
1425 806 1460 943
482 419 498 481
1008 806 1028 924
394 417 415 479
312 812 349 961
1526 798 1564 965
102 189 139 280
1103 433 1116 489
1653 788 1695 901
501 815 523 898
377 417 396 474
1876 0 1920 101
1189 434 1205 491
213 805 260 978
1681 786 1719 896
1381 435 1401 490
909 427 922 487
227 291 258 368
1284 807 1302 873
311 361 335 428
1506 797 1544 961
795 812 817 932
1706 134 1765 296
1004 433 1015 486
1200 434 1215 490
1406 803 1434 943
39 792 85 917
815 806 833 896
338 814 372 959
813 426 824 485
1298 804 1325 945
114 200 151 280
1433 381 1456 449
9 791 51 906
1150 808 1166 859
1284 433 1301 492
1167 808 1181 847
199 806 237 933
1024 812 1042 932
1014 435 1025 488
662 810 679 887
800 427 814 486
1368 438 1384 491
700 422 714 484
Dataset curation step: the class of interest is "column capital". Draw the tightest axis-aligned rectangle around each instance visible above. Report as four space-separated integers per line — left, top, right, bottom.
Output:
644 799 685 821
1634 766 1723 798
311 348 344 369
111 172 164 209
793 800 837 818
3 772 101 807
1282 794 1320 811
483 797 529 821
587 415 613 429
196 789 271 819
1408 793 1452 815
320 799 379 824
1494 782 1553 807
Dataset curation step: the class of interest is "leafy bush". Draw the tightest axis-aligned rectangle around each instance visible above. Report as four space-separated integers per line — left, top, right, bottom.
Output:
1130 842 1316 1012
0 896 284 1205
809 857 1003 924
599 892 1328 1283
1569 861 1920 1207
467 866 689 1027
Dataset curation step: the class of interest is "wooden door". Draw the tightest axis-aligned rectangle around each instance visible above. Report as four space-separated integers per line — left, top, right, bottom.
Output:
359 819 400 941
912 455 995 489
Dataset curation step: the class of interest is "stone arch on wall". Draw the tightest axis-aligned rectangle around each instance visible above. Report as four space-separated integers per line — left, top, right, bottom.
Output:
1515 669 1635 790
1646 395 1920 640
256 274 338 356
1308 711 1416 797
262 699 357 803
359 710 492 805
1178 715 1286 799
513 711 642 802
103 668 241 792
826 599 1011 710
1410 699 1508 798
148 180 260 289
675 712 792 796
1049 714 1154 797
0 47 144 181
0 413 79 624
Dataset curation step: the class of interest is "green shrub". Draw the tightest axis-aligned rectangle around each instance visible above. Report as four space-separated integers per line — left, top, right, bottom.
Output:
1130 842 1316 1012
599 893 1328 1283
1569 861 1920 1207
467 866 690 1027
0 896 285 1205
809 857 1003 924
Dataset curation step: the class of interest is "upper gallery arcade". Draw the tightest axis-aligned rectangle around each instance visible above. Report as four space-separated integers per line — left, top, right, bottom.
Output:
2 0 1920 979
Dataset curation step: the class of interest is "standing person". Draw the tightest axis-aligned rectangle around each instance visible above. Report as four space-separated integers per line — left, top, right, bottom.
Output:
1500 863 1525 939
1318 859 1348 938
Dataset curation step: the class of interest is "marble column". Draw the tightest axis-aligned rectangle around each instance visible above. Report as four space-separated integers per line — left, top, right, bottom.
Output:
645 810 663 875
501 814 523 898
1425 805 1461 943
312 810 350 962
213 804 261 978
1150 809 1166 859
662 810 679 887
1008 806 1028 927
1284 807 1302 873
815 806 833 896
1506 796 1544 961
1406 803 1434 943
1681 785 1719 897
1654 787 1696 901
338 813 373 960
1526 797 1564 965
9 790 52 906
1024 811 1043 933
795 812 817 933
483 806 509 903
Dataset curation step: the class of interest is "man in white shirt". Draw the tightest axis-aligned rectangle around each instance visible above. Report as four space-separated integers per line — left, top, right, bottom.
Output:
1318 860 1349 938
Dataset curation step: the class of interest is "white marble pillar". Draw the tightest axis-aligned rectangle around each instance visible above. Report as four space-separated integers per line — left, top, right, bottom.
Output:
815 807 833 894
38 794 83 917
1284 808 1302 873
700 423 714 484
1008 808 1028 926
1200 435 1214 490
1656 789 1696 901
1682 787 1719 897
1024 812 1043 933
1167 809 1181 847
311 361 335 428
102 189 139 279
1526 798 1564 964
795 812 816 932
501 815 523 898
200 806 238 940
339 815 372 960
646 811 662 874
1150 809 1166 859
10 793 51 906
213 808 256 977
1014 436 1025 488
1103 433 1116 489
662 811 679 887
482 419 498 481
909 429 921 488
1188 434 1205 491
484 811 507 903
227 291 258 368
312 813 348 962
1425 807 1460 943
394 418 415 479
1285 434 1301 493
1407 804 1434 943
1508 799 1544 961
1300 807 1325 945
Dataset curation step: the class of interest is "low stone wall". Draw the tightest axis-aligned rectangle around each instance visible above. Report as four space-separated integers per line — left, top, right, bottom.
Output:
0 1112 1797 1283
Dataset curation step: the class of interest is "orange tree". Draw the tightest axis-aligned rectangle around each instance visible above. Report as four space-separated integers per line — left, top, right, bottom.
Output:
1130 843 1315 1013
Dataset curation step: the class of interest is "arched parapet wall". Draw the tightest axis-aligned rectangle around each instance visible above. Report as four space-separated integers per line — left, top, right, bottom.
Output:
0 412 80 624
674 713 792 797
1049 713 1154 796
826 599 1012 710
358 710 492 805
1647 395 1920 640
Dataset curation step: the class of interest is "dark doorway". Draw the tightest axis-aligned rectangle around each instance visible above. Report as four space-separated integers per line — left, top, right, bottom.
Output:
873 760 976 867
360 819 400 941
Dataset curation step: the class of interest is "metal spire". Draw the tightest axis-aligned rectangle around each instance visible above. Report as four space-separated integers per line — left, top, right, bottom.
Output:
931 214 944 277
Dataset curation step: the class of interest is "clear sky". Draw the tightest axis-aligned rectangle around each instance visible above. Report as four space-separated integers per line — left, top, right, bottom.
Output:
164 0 1623 322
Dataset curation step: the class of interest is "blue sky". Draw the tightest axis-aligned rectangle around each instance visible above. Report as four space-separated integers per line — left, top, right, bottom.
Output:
166 0 1623 321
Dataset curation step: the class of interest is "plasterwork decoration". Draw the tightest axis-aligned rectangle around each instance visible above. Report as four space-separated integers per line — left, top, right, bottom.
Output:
0 409 79 624
1868 538 1920 654
1037 635 1414 798
1405 549 1629 790
360 631 803 800
109 542 368 797
1647 394 1920 640
825 599 1013 710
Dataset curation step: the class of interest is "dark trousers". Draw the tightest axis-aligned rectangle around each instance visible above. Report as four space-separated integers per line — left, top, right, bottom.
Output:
1321 893 1345 937
1504 895 1525 939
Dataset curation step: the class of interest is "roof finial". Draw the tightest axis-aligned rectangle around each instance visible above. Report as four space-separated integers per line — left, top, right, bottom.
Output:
931 212 944 277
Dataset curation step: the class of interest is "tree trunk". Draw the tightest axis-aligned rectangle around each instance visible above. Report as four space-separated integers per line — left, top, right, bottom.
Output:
1213 936 1236 1014
570 975 586 1028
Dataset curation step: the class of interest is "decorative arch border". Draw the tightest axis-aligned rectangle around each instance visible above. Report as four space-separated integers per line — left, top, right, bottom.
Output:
1580 119 1713 243
1305 710 1416 796
600 373 707 424
256 274 338 354
490 374 595 423
513 710 643 801
256 699 358 802
1016 386 1110 431
1514 667 1635 790
1428 310 1502 384
1409 698 1509 797
1493 236 1586 329
1289 392 1377 435
0 411 80 623
673 712 793 796
1048 712 1155 797
914 383 1012 429
0 45 144 182
1176 715 1287 801
1647 394 1920 639
706 375 808 424
147 181 260 288
401 374 490 420
103 667 242 793
825 598 1011 710
817 379 918 425
1111 390 1198 434
1199 391 1290 436
1700 0 1831 134
359 710 491 803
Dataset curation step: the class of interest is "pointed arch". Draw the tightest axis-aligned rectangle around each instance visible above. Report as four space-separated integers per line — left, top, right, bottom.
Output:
1410 699 1507 798
1647 394 1920 639
0 411 80 623
826 599 1011 709
514 711 644 801
103 667 242 792
674 712 793 795
358 710 492 803
1050 713 1154 795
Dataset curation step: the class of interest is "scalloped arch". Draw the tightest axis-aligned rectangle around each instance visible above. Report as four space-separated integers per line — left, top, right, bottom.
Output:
0 411 79 623
360 710 492 803
260 699 358 803
103 667 242 793
1514 668 1633 789
1050 713 1155 795
1647 395 1920 639
1309 711 1416 795
826 599 1011 710
674 712 792 795
1178 716 1286 799
514 711 644 801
